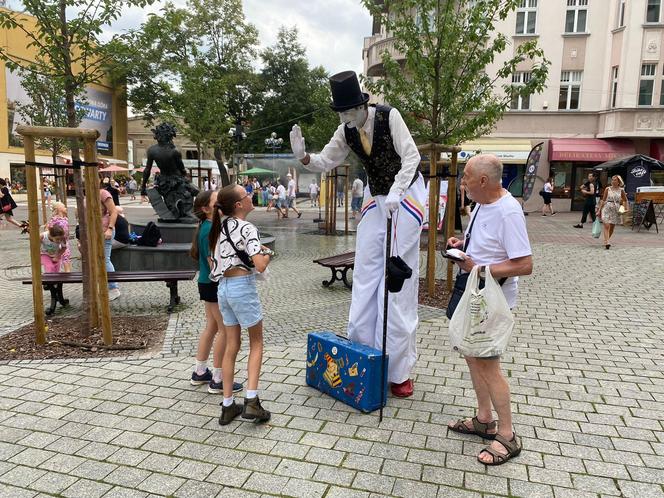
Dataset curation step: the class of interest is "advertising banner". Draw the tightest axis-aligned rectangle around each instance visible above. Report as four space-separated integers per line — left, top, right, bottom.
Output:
6 68 113 155
423 180 448 231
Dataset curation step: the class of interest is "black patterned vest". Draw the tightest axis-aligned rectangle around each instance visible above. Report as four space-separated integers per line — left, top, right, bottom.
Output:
344 104 414 196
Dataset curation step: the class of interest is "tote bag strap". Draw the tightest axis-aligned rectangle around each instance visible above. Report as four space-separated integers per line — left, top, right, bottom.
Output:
463 205 481 253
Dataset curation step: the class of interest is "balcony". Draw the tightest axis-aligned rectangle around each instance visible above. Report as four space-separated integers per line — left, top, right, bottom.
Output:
364 36 404 77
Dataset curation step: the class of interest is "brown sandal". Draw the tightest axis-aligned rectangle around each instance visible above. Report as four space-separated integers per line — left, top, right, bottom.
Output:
447 416 497 439
477 432 522 465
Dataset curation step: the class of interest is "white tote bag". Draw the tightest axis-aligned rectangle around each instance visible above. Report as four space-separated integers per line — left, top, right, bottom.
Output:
448 266 515 357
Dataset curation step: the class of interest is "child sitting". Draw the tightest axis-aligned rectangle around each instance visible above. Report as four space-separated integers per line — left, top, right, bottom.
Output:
40 224 67 273
209 184 273 425
48 202 71 272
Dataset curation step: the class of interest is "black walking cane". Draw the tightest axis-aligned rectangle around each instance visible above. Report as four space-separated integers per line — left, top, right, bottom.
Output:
379 216 392 423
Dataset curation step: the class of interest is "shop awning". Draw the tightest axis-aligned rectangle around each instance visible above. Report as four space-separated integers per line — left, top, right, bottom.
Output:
650 140 664 162
548 138 635 162
441 138 534 164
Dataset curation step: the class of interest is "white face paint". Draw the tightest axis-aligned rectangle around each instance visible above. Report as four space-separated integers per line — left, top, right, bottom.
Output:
339 106 368 129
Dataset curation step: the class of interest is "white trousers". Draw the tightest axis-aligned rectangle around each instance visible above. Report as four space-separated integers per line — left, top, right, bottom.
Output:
347 174 426 384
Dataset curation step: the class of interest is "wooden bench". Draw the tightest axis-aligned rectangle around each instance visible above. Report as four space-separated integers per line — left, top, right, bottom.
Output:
313 251 355 289
21 270 197 315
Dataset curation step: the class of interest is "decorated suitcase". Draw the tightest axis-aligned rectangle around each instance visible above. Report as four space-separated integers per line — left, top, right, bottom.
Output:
306 331 388 413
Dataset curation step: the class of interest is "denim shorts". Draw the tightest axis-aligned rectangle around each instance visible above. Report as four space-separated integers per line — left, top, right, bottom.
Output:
217 274 263 328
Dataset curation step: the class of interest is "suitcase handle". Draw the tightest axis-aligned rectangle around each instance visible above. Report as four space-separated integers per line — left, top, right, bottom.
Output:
335 334 351 342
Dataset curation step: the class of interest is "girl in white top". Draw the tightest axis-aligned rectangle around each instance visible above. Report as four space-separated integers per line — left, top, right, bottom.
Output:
208 184 273 425
541 176 555 216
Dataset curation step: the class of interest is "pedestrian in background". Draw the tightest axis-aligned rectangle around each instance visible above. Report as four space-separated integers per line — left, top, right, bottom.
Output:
309 179 318 207
541 176 555 216
100 179 121 301
209 184 273 425
0 178 26 230
285 173 302 218
598 175 628 250
350 176 363 219
573 172 596 228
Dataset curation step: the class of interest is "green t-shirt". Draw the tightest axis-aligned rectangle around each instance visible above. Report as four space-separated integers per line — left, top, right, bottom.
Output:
198 219 212 284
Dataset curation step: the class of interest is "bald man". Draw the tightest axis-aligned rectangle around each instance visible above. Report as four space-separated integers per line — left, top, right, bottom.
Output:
446 154 533 466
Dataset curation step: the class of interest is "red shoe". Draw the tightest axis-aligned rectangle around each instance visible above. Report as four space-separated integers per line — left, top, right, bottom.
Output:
390 379 414 398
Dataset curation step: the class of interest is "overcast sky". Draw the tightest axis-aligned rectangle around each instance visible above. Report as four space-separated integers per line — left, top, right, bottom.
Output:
7 0 372 76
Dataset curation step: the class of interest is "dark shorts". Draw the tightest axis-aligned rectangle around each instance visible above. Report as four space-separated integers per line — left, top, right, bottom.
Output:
542 192 552 205
198 281 219 303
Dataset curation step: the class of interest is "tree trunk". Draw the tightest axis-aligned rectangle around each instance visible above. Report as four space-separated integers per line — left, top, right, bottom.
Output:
213 146 230 186
60 0 91 333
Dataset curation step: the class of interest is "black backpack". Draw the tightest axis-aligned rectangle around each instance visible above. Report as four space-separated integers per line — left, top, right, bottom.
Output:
137 221 161 247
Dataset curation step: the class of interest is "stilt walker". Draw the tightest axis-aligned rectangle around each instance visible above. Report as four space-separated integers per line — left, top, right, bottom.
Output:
291 71 424 398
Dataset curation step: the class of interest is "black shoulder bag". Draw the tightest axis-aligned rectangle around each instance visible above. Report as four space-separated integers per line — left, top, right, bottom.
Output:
445 206 507 319
222 218 255 268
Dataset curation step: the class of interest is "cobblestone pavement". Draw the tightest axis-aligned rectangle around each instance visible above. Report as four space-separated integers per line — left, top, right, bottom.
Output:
0 204 663 497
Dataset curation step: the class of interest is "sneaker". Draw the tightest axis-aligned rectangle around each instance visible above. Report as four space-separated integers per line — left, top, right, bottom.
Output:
242 396 271 423
208 380 244 394
573 224 583 229
297 212 302 218
190 368 212 386
108 288 121 301
218 401 242 425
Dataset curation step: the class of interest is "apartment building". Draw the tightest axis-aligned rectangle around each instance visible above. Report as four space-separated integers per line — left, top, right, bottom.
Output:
363 0 664 211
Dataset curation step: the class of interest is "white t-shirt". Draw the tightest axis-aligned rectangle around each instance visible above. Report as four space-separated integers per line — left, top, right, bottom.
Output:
544 182 553 193
352 178 364 197
209 217 261 281
309 183 317 194
464 192 531 308
277 184 286 199
287 179 296 197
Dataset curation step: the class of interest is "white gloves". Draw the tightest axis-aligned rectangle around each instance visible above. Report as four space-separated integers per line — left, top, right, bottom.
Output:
384 191 401 218
289 125 307 161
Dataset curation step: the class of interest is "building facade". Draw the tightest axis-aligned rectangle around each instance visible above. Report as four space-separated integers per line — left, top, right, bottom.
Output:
0 8 128 193
363 0 664 211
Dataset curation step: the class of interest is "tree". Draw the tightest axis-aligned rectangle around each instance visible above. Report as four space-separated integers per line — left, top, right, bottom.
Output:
362 0 549 145
0 0 154 332
247 27 338 154
362 0 550 294
15 62 87 200
114 0 259 183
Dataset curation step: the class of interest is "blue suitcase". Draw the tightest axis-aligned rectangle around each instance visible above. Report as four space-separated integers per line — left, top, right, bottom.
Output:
306 331 388 413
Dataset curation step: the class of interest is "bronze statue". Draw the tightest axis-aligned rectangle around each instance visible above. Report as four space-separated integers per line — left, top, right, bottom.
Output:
141 123 199 223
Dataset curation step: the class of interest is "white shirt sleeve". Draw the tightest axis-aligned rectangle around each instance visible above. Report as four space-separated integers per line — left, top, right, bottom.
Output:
305 123 350 173
501 213 532 260
387 108 421 197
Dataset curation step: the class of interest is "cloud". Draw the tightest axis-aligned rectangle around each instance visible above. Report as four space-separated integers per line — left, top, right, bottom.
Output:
6 0 371 76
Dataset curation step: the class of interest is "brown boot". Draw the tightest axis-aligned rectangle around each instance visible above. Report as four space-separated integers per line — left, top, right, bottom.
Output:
242 396 271 423
218 401 242 426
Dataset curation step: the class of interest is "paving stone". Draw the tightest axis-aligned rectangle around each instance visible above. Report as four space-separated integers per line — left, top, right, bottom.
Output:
0 483 37 498
62 478 112 498
242 471 289 494
172 479 223 498
0 465 46 487
312 465 356 487
136 473 185 495
206 464 252 488
352 472 395 495
29 471 79 494
572 474 621 495
618 480 664 498
392 478 438 498
281 477 328 498
103 466 151 488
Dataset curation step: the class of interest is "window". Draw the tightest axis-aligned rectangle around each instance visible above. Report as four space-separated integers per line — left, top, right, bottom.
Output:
610 66 619 108
647 0 661 22
510 72 531 110
565 0 588 33
559 71 582 110
515 0 537 34
618 0 626 27
639 63 657 106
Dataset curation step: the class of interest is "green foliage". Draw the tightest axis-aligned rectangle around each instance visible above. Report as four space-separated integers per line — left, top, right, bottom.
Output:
362 0 550 145
247 27 339 154
15 62 86 157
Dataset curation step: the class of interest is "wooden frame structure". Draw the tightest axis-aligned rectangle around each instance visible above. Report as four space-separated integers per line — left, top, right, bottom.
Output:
17 125 112 346
321 165 350 235
418 143 461 295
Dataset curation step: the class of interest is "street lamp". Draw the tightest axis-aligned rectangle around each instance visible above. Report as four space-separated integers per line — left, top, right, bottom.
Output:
264 132 283 172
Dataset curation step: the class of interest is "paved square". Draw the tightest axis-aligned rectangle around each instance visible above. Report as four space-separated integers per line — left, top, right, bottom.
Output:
1 205 663 497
